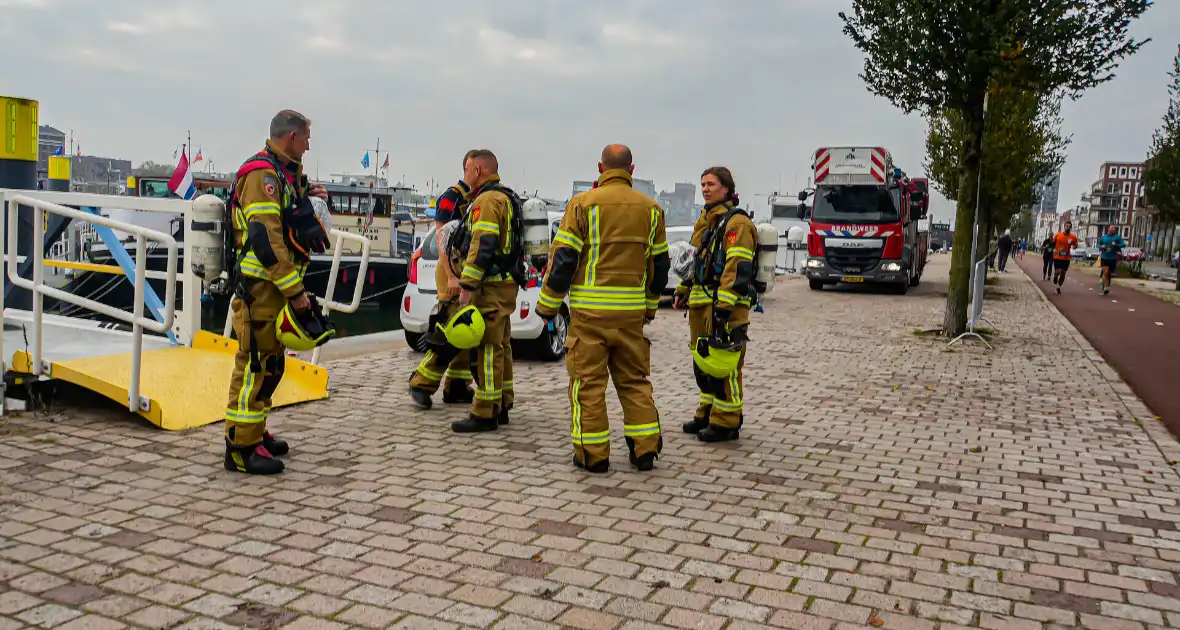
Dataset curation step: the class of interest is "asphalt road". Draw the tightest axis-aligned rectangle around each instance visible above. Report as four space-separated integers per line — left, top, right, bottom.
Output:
1017 255 1180 439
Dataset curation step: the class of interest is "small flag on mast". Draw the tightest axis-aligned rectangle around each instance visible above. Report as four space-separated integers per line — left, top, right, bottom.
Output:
361 152 370 169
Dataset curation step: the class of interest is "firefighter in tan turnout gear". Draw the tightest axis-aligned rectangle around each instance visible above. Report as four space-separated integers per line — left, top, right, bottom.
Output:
674 166 757 443
452 149 525 433
224 110 335 475
409 174 475 408
536 144 671 472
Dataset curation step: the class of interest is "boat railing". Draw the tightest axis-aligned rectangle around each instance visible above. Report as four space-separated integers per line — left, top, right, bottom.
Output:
1 191 179 414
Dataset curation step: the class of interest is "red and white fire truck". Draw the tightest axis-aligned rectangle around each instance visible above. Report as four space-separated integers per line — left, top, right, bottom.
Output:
799 146 929 294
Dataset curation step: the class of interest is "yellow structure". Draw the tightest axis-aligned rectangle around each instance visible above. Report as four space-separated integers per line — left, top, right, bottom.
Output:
10 331 329 431
0 96 38 162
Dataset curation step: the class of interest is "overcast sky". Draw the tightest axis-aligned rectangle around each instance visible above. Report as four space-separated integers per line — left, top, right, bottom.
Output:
4 0 1177 226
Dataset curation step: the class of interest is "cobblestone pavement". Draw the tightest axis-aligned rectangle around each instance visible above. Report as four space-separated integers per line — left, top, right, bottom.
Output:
2 255 1179 630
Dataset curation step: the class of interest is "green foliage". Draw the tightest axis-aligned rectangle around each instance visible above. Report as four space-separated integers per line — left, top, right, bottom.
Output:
839 0 1152 336
1144 46 1180 224
924 89 1069 236
839 1 1153 113
132 161 174 177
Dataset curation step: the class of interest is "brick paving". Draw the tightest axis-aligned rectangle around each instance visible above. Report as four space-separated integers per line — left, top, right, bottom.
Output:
2 254 1179 630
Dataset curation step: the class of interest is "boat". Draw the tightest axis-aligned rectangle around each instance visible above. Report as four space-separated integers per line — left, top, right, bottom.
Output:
41 173 426 323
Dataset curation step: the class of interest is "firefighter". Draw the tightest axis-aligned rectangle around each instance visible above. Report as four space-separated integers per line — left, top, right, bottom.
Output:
224 109 333 474
409 157 476 408
673 166 757 443
452 149 524 433
536 144 670 472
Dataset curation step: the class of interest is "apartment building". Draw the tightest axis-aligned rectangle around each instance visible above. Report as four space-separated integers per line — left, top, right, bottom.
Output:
1078 161 1144 245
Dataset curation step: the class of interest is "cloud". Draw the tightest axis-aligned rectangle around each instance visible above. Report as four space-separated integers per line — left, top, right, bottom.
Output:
3 0 1177 228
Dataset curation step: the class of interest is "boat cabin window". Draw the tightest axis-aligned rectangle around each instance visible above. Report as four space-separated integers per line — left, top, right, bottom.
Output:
771 203 809 221
139 179 171 198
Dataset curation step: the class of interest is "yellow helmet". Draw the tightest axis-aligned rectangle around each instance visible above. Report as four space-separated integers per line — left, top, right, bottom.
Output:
691 335 743 379
437 305 485 350
276 296 336 352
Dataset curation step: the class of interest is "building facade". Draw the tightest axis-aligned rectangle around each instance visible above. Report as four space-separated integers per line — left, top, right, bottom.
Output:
1031 170 1061 215
1078 161 1143 246
70 156 133 194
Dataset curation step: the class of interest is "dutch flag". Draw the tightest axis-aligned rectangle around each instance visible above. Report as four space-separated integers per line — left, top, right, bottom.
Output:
167 145 196 200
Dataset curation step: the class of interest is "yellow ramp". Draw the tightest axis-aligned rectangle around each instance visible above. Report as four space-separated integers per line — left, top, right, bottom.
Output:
11 331 329 431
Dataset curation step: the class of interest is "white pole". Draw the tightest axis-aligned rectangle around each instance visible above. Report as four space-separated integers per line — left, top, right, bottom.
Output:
967 92 989 290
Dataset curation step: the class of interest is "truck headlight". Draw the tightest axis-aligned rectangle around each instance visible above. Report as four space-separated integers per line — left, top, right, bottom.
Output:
882 262 901 272
806 259 824 269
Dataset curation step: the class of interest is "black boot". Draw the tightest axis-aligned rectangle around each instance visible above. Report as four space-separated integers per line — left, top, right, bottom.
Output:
573 454 609 474
442 381 474 405
262 432 289 457
451 414 499 433
630 452 656 471
409 386 433 410
224 442 285 475
682 415 709 434
498 405 511 426
697 423 740 443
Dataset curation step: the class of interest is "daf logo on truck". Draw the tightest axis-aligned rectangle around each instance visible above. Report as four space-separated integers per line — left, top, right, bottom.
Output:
800 146 930 294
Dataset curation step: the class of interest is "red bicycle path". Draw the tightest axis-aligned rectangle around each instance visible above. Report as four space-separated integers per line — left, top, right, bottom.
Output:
1015 254 1180 439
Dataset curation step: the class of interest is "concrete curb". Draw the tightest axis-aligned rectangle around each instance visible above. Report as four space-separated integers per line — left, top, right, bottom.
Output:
1013 263 1180 469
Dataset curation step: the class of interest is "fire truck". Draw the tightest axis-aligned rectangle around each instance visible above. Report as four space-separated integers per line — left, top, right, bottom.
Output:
799 146 929 294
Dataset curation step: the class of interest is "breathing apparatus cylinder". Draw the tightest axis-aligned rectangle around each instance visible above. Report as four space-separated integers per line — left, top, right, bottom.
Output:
190 193 227 293
521 197 549 270
755 223 779 294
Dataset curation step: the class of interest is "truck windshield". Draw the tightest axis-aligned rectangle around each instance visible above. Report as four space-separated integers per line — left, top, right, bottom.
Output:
811 186 899 224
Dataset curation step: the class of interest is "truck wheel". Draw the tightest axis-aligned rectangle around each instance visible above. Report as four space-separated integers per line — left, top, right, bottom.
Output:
809 280 824 291
909 270 921 287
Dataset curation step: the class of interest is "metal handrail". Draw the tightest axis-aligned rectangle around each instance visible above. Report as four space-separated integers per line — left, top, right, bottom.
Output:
4 194 179 413
311 230 372 365
219 228 373 365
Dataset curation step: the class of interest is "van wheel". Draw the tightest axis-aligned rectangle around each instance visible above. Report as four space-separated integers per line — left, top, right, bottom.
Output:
535 307 569 361
809 280 824 291
404 331 425 352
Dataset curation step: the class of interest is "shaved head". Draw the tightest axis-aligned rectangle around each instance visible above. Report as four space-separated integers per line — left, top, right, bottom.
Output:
600 144 633 170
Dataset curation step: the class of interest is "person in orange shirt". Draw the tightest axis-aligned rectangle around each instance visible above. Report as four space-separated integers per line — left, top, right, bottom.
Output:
1050 220 1079 294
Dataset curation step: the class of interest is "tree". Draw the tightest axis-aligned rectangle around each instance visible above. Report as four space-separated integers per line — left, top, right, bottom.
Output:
840 0 1152 336
132 161 174 177
1144 45 1180 290
924 89 1069 259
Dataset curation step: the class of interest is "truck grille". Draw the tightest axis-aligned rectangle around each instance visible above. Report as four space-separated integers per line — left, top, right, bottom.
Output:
826 248 881 274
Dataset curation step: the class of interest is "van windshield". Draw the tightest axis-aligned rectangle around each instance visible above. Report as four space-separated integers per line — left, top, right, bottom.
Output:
811 185 899 224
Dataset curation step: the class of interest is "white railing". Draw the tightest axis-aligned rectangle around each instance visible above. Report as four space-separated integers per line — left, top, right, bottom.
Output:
220 228 372 366
2 193 179 413
312 230 371 364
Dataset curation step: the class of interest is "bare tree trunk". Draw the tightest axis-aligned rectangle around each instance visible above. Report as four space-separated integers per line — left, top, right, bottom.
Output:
944 104 985 337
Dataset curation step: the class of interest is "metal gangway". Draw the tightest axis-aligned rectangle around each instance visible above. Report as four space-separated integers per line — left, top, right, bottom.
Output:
0 189 371 430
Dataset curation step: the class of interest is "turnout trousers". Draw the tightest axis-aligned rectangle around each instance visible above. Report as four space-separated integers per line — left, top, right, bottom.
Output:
469 281 518 419
565 317 662 468
688 303 746 430
410 299 473 395
224 282 287 447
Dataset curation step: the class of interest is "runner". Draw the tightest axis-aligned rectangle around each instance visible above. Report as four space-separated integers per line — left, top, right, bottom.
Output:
1050 220 1079 294
1040 235 1054 280
1096 224 1126 296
